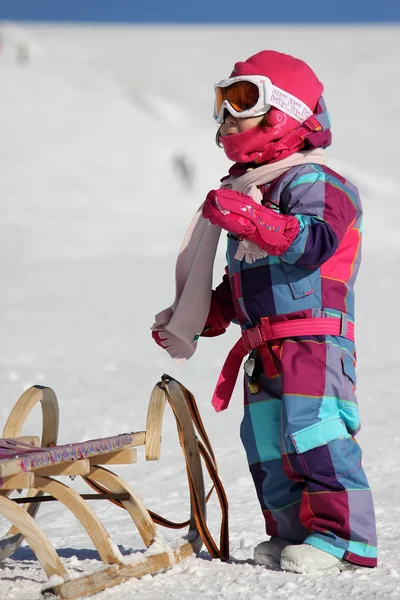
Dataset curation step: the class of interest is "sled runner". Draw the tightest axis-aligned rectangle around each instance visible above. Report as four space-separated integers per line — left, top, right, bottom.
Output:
0 376 228 599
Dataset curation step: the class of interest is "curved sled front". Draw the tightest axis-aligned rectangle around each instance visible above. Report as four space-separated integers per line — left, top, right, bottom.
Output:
0 385 59 561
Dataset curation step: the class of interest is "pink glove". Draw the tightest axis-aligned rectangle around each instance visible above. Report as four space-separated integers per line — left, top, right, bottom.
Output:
202 189 300 256
152 330 169 349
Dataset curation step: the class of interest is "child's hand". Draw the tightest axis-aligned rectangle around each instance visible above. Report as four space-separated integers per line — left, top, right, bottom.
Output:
202 189 300 255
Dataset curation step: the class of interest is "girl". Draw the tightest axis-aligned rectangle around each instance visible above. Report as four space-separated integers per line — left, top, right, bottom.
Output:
152 50 377 573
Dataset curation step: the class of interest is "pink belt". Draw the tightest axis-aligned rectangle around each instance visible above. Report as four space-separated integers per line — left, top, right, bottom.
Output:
212 316 355 412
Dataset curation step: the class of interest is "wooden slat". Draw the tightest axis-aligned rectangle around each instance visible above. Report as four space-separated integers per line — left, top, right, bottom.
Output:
1 473 34 490
87 466 156 548
0 459 28 479
35 459 91 477
49 541 196 600
145 385 166 460
128 431 146 447
11 436 41 447
89 448 137 466
0 432 146 479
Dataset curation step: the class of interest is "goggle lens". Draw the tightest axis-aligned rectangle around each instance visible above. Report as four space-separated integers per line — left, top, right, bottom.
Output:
215 81 260 116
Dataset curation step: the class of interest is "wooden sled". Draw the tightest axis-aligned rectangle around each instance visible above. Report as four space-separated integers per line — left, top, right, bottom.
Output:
0 375 228 599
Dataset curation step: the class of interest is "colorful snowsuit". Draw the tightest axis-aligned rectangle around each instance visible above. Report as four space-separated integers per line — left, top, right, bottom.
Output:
209 163 377 567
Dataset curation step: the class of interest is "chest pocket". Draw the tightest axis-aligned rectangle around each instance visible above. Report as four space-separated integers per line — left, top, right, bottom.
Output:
281 262 319 300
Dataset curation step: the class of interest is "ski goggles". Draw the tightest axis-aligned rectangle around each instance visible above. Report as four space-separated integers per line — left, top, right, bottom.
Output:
213 75 313 124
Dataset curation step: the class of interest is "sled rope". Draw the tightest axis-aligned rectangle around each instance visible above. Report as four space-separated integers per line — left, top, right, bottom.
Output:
84 375 229 561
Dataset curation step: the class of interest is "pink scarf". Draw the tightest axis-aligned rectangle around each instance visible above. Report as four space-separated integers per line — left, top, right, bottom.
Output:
152 149 326 363
220 109 305 164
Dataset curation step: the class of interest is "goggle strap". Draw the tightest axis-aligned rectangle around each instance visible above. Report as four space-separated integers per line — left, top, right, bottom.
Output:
265 82 313 123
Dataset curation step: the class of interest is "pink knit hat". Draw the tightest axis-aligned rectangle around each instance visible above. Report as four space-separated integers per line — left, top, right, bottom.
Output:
220 50 326 164
230 50 324 114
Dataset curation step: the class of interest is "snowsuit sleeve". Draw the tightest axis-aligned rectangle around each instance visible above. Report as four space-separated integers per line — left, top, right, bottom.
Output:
277 165 360 267
201 269 236 337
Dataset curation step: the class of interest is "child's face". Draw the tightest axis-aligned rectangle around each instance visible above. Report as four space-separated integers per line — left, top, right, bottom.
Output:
220 112 265 136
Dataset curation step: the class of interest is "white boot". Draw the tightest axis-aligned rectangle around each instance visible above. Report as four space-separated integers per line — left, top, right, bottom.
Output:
254 537 291 567
281 543 349 574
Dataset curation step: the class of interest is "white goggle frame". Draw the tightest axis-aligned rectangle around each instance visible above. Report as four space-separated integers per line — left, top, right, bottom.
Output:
213 75 313 124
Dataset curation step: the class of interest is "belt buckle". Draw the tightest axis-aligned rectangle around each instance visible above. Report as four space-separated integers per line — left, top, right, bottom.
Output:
243 325 264 352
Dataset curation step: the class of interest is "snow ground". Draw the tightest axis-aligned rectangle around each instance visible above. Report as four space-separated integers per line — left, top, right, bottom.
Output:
0 22 399 600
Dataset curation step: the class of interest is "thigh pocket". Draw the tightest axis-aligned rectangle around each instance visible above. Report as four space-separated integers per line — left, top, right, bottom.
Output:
290 415 351 454
290 415 362 480
340 352 360 434
341 352 356 395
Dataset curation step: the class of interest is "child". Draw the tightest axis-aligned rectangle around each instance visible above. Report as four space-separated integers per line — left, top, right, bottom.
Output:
152 50 377 573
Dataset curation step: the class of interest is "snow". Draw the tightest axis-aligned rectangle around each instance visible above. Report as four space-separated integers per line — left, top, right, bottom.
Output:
0 21 400 600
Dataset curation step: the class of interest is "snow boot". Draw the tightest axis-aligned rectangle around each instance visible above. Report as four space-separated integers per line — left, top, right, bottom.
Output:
281 543 349 574
254 537 291 567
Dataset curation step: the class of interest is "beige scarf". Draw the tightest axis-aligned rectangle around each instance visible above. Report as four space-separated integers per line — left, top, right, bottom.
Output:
152 148 326 362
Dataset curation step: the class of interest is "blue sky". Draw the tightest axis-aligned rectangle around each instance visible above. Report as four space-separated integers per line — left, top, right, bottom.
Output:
0 0 399 23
